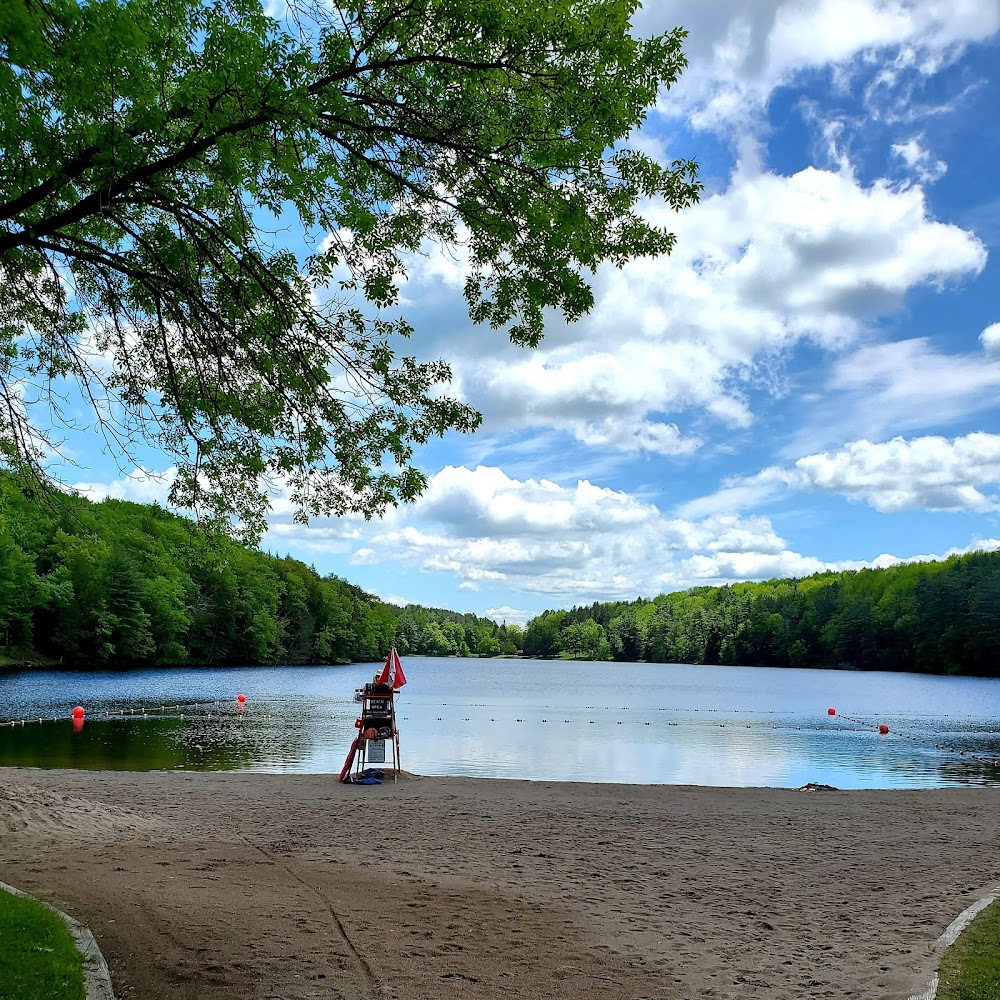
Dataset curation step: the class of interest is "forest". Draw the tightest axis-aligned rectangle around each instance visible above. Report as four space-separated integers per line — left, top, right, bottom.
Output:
1 475 996 676
0 476 517 668
523 550 1000 677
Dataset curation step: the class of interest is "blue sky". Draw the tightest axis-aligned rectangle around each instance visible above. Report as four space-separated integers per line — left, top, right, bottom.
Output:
70 0 1000 625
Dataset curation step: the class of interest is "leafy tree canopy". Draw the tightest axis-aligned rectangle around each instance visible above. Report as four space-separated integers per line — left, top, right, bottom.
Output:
0 0 700 537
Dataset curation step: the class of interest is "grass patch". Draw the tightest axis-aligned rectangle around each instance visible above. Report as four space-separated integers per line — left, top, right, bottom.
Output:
0 645 57 669
0 888 85 1000
937 898 1000 1000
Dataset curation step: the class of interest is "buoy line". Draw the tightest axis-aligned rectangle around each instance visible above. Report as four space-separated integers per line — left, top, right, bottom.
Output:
831 711 1000 769
408 710 1000 768
0 697 253 727
2 700 996 772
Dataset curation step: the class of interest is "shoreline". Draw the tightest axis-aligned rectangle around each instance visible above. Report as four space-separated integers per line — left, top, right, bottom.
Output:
6 655 1000 680
2 767 998 1000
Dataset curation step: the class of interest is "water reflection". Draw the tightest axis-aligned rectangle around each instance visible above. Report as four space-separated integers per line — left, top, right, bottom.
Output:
0 715 258 771
1 659 999 787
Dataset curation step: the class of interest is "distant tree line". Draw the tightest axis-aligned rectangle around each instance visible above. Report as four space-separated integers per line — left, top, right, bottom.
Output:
522 552 1000 676
393 606 522 658
0 477 513 667
3 475 996 676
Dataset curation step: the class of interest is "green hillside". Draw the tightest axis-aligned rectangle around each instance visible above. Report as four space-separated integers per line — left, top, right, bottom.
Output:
0 476 509 668
523 552 1000 676
3 475 996 676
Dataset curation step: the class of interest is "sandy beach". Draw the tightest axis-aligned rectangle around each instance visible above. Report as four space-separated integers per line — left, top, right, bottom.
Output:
1 768 998 1000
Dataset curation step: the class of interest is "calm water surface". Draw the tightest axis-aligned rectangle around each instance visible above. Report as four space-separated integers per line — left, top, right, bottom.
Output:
1 658 999 788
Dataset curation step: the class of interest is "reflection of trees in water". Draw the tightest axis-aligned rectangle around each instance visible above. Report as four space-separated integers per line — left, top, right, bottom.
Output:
935 734 1000 786
176 702 344 771
873 733 1000 787
0 699 352 772
937 756 1000 786
0 717 257 771
824 714 1000 787
1 696 996 783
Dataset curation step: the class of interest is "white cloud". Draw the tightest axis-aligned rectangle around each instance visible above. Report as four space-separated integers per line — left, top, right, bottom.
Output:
275 464 977 603
273 465 801 600
342 465 1000 600
310 4 990 469
891 136 948 182
787 433 1000 511
815 337 1000 442
71 464 1000 610
403 168 985 457
683 550 832 584
413 465 657 538
688 432 1000 515
71 466 177 505
682 536 1000 585
641 0 1000 143
377 592 419 608
980 322 1000 355
485 606 534 627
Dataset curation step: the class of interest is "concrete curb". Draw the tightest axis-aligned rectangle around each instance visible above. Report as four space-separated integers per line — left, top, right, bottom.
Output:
0 880 115 1000
907 885 1000 1000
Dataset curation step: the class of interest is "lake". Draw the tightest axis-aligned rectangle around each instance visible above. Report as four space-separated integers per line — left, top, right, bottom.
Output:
1 657 999 788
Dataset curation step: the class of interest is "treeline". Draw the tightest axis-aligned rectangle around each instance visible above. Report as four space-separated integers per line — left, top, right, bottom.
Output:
393 605 522 658
523 550 1000 676
0 477 515 667
4 474 997 676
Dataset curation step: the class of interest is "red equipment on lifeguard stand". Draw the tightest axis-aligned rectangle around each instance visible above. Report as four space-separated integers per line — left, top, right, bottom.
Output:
340 648 407 783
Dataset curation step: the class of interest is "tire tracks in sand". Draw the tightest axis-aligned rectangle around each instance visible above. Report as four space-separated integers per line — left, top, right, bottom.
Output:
244 838 390 1000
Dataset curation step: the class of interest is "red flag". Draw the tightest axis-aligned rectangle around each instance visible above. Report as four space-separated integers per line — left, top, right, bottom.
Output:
377 647 407 689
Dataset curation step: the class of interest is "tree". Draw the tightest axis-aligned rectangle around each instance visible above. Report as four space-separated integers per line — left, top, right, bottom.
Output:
523 610 567 657
0 525 35 649
608 607 643 661
0 0 701 537
101 547 156 662
560 618 610 660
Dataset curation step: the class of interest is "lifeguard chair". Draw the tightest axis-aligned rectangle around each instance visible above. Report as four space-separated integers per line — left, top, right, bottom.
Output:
340 648 406 783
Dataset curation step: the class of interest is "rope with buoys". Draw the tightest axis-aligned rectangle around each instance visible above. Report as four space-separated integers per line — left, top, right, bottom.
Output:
828 709 1000 768
407 708 1000 770
0 695 254 727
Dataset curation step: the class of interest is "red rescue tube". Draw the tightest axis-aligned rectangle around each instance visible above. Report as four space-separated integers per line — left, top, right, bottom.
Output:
339 738 359 782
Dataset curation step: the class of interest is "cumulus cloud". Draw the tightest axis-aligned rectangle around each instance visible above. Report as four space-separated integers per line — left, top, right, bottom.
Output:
687 432 1000 515
287 464 898 600
485 606 535 627
308 3 991 469
399 167 985 459
640 0 1000 142
787 434 1000 511
980 322 1000 355
71 466 177 505
70 463 1000 609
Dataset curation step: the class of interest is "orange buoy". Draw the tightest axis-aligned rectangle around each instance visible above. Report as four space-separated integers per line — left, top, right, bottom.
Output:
879 724 890 735
236 693 246 704
71 706 84 720
827 708 836 716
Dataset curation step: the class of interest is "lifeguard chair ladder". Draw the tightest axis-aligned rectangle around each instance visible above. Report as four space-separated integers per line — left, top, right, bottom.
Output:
354 683 401 783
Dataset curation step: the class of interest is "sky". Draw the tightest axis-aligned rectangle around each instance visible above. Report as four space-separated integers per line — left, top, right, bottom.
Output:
69 0 1000 626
